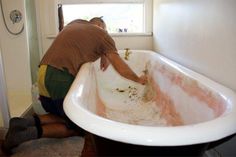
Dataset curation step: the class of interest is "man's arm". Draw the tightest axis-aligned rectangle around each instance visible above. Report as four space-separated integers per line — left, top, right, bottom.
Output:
105 52 147 85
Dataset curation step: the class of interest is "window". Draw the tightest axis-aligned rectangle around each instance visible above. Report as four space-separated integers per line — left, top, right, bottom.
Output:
62 3 143 33
59 0 152 35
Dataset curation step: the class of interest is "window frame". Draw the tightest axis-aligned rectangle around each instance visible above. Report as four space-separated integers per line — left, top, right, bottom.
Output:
58 0 153 36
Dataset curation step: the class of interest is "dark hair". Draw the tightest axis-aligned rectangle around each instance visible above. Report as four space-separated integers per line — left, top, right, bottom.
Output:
89 16 105 24
89 16 106 30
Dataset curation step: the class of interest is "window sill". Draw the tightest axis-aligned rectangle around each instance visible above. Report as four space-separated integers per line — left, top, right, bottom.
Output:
46 34 57 39
110 32 153 37
46 32 153 39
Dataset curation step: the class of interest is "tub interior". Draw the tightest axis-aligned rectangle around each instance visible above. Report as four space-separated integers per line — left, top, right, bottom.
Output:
78 51 229 126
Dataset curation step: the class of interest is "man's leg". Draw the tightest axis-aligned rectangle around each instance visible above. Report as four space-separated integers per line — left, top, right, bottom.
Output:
40 114 81 137
42 123 79 138
2 125 40 154
39 113 65 125
2 114 80 154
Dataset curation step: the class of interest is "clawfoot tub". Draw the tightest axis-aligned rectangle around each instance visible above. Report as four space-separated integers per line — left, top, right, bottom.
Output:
64 50 236 156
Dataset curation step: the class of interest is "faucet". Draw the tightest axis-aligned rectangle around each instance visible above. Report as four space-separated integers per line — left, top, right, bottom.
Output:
124 48 132 60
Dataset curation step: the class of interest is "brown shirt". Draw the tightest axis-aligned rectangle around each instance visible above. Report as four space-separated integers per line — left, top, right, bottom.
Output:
40 19 117 76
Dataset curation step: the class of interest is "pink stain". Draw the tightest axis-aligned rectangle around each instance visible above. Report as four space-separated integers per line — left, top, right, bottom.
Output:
154 63 226 117
96 90 106 118
149 76 183 126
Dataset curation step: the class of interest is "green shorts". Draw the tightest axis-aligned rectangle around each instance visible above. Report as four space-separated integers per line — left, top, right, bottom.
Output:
38 65 75 100
38 65 77 129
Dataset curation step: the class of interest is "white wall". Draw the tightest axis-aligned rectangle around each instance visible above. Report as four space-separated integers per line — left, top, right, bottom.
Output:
0 0 32 117
153 0 236 91
35 0 153 55
153 0 236 155
113 36 153 50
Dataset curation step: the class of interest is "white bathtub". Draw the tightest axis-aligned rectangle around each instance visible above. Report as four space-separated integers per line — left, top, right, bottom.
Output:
64 50 236 147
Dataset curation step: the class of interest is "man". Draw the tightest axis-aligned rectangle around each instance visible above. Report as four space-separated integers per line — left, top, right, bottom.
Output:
2 17 147 154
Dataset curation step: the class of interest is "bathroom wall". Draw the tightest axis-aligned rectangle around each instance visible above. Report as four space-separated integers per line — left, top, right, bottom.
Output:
35 0 153 56
112 35 153 50
0 47 10 129
25 0 40 84
153 0 236 156
153 0 236 92
0 0 32 118
0 65 9 137
0 49 4 128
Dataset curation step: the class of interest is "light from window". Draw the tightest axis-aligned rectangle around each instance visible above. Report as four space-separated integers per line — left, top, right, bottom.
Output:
62 3 144 33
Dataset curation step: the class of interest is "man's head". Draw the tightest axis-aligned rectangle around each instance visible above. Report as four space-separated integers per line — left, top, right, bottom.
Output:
89 17 106 30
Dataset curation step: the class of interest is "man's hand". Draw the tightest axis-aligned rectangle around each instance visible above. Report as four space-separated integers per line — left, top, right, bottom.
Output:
138 75 148 85
100 55 110 71
106 52 147 85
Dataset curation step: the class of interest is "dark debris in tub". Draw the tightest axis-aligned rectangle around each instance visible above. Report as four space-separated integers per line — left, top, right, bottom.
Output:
115 86 141 102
